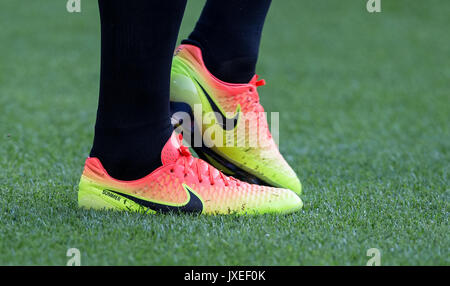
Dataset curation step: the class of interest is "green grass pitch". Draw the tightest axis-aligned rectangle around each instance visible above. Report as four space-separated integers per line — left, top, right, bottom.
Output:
0 0 448 265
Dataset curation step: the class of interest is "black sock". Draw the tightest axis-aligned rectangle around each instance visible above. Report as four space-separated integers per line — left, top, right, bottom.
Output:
90 0 187 180
185 0 272 84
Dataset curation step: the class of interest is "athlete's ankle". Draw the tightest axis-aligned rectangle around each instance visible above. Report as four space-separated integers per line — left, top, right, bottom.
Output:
181 38 256 84
89 120 173 181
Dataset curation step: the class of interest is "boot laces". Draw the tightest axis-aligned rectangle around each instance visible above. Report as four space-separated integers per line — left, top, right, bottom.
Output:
175 134 239 186
247 75 266 112
246 75 272 138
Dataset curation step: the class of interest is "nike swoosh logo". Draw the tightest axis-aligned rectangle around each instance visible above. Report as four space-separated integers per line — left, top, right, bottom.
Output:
107 185 203 214
195 79 240 131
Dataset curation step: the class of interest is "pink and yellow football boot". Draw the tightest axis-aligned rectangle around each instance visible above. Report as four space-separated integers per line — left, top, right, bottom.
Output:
78 132 302 215
170 44 302 195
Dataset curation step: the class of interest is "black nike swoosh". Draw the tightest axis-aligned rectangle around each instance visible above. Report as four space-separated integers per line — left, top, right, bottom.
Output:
195 79 239 131
108 185 203 214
